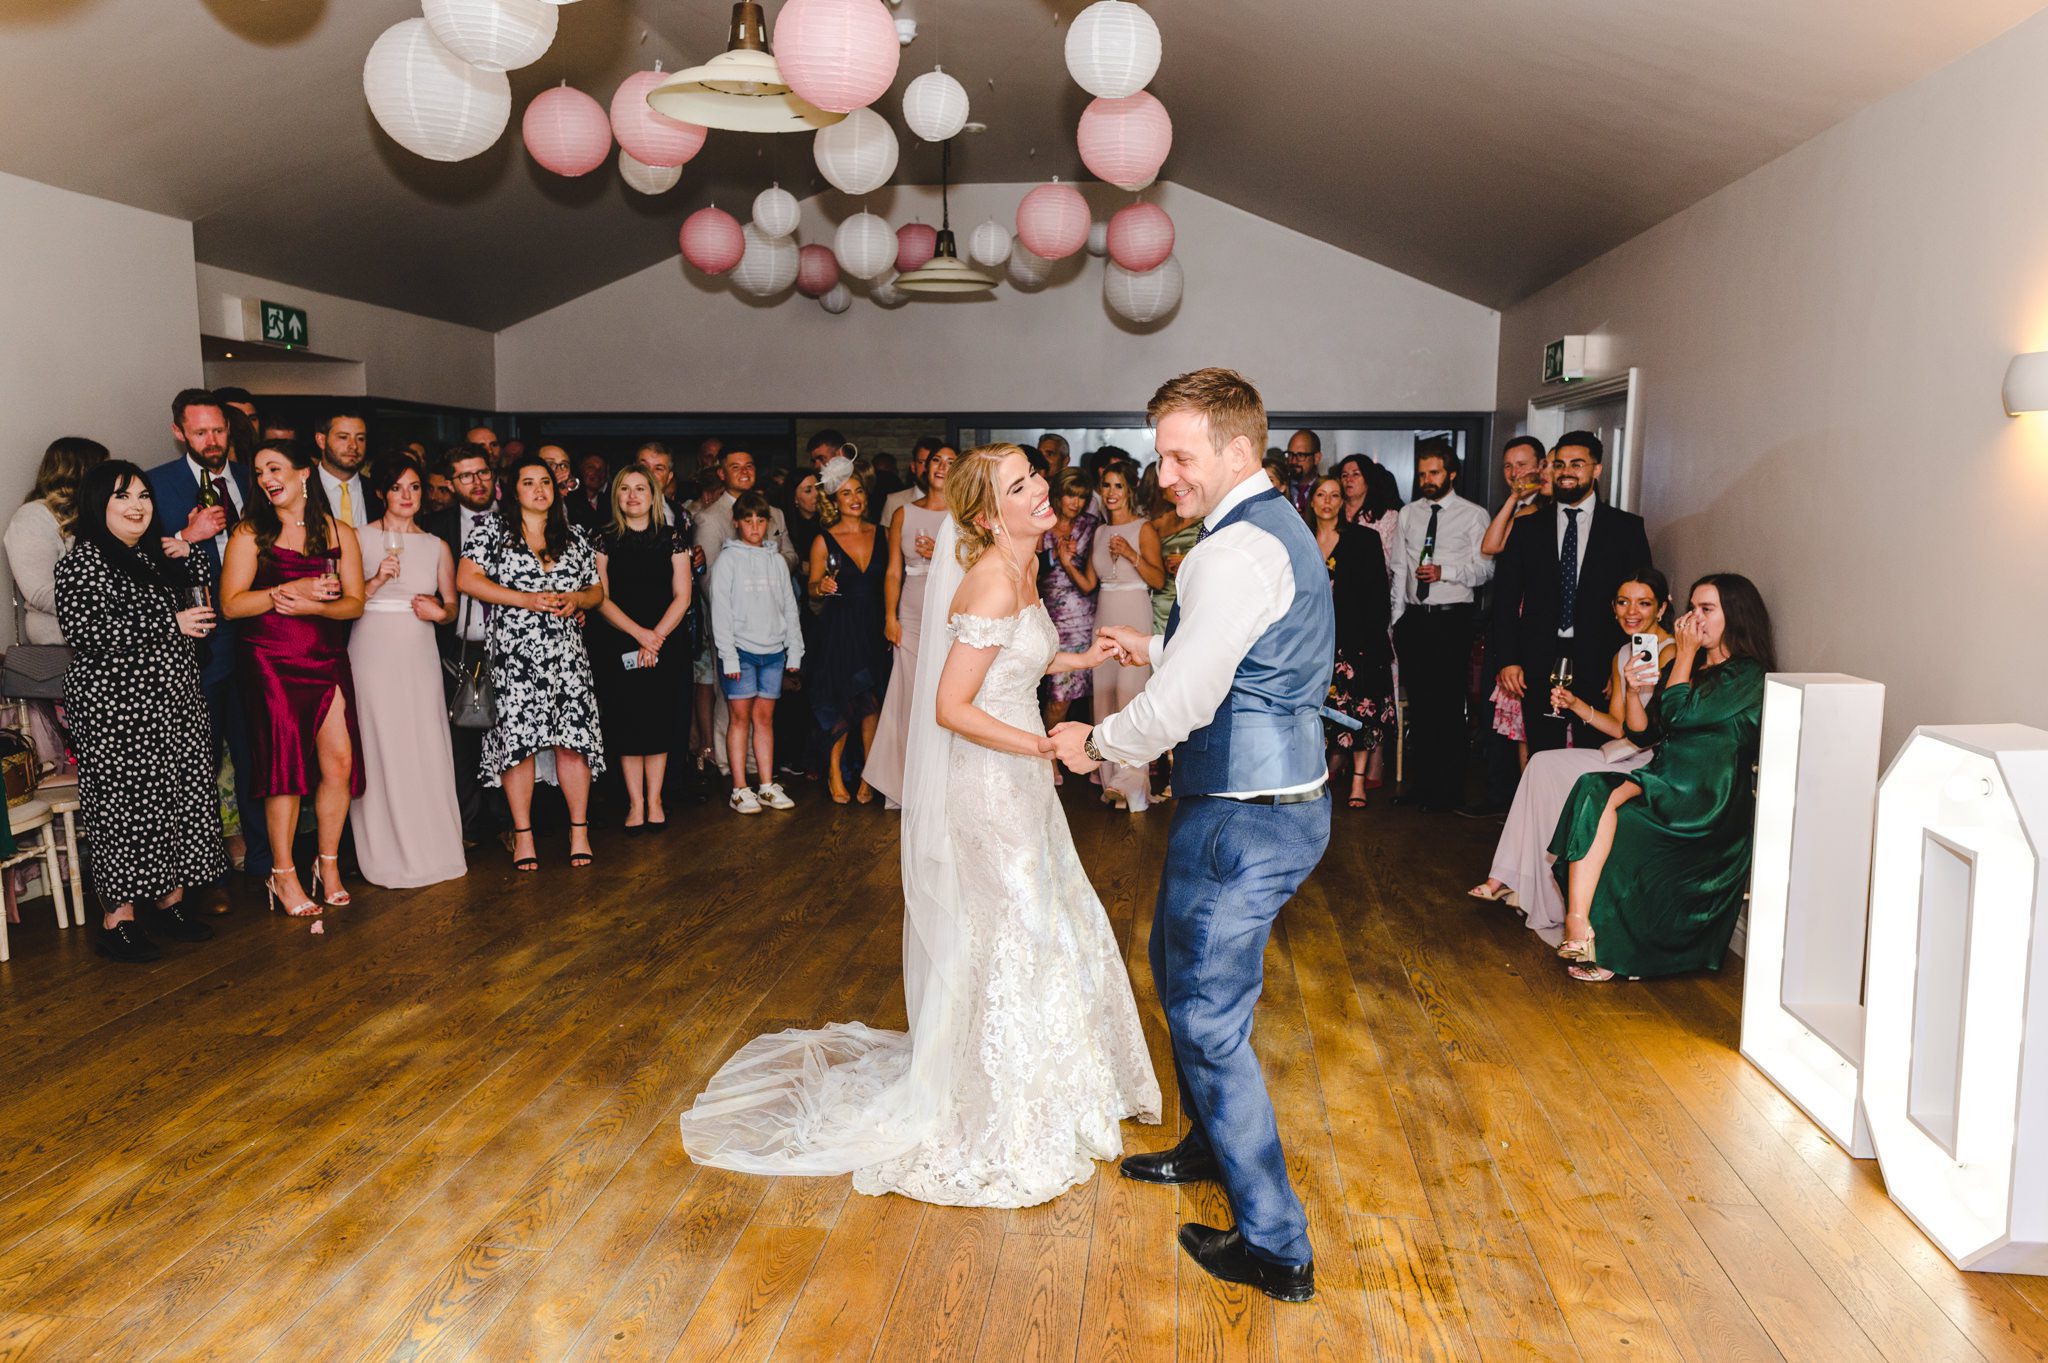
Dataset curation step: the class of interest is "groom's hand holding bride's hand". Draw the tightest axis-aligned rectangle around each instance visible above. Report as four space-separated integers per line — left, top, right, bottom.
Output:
1048 722 1100 774
1095 625 1150 668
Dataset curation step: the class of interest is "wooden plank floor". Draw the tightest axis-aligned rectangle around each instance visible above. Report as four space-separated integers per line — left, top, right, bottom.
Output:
3 789 2046 1361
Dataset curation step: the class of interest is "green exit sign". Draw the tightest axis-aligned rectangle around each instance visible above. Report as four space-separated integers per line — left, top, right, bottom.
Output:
259 300 309 348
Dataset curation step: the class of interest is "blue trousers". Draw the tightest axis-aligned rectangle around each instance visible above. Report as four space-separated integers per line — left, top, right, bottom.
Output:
1151 792 1330 1265
204 671 271 879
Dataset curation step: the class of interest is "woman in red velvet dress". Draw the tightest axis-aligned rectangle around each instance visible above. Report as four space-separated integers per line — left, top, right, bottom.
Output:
221 437 366 917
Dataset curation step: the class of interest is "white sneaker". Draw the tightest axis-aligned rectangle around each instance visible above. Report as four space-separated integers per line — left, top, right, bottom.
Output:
728 788 762 815
755 782 795 811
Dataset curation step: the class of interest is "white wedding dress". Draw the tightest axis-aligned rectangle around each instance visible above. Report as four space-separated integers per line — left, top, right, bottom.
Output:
679 522 1160 1207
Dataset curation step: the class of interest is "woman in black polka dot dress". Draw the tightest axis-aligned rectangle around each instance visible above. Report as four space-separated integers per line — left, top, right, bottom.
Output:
56 462 228 962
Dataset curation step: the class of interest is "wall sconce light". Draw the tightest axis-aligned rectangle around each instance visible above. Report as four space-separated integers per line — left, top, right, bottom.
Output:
2002 352 2048 414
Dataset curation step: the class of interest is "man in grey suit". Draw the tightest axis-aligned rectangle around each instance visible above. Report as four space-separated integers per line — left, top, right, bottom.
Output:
693 445 797 777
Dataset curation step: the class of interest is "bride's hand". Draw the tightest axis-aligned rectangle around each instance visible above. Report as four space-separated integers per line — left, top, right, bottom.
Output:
1075 636 1123 669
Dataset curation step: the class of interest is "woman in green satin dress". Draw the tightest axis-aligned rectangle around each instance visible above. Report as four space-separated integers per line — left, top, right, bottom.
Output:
1548 573 1776 981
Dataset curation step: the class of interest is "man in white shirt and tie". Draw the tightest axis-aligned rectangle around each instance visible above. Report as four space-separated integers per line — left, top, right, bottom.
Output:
1393 439 1493 812
314 408 376 530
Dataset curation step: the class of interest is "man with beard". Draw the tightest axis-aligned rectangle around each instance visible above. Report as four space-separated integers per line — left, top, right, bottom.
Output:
1283 429 1321 513
1488 431 1652 754
314 407 377 529
147 388 269 891
1392 440 1492 812
424 443 510 845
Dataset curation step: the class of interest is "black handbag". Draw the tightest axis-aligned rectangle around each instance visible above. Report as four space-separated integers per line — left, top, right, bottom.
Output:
0 645 72 701
448 637 496 730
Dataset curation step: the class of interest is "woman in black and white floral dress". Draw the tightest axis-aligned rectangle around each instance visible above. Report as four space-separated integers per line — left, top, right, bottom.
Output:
456 455 605 872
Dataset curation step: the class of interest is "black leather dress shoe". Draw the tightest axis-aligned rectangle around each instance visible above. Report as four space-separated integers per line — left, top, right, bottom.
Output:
1177 1224 1315 1302
145 903 215 943
94 920 163 964
1120 1137 1221 1185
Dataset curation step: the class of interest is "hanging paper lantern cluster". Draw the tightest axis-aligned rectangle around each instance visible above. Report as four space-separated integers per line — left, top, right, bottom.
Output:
895 221 937 273
523 84 611 176
1105 254 1182 324
820 283 853 315
423 0 558 73
969 219 1012 269
619 150 682 196
1107 201 1173 272
680 205 746 274
363 20 512 162
610 68 707 168
774 0 900 115
1078 92 1171 191
797 245 842 298
753 184 802 239
1065 0 1161 99
835 211 895 280
1016 180 1090 261
814 107 899 195
901 67 969 142
733 224 800 296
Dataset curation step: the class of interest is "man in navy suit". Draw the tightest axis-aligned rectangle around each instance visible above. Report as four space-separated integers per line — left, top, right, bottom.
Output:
148 388 271 886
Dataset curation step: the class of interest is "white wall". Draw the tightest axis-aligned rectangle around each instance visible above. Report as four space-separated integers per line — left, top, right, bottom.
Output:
196 264 496 411
0 171 203 637
496 183 1500 416
1497 9 2048 751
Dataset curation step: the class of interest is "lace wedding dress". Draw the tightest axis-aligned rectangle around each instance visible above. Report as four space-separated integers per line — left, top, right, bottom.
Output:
679 522 1160 1208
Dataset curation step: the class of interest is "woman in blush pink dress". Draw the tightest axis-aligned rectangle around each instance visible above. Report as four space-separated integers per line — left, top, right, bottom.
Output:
1088 461 1164 810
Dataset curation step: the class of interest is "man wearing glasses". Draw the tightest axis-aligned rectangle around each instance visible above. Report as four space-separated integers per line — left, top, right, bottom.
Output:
426 443 507 845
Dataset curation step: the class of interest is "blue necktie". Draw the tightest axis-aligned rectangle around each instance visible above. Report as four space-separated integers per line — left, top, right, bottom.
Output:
1559 506 1581 631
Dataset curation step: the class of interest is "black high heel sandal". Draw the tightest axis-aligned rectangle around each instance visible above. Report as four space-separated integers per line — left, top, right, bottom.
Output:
510 825 538 873
568 821 594 869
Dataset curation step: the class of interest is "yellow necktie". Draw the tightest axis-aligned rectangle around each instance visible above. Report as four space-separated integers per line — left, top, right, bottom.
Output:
338 481 353 525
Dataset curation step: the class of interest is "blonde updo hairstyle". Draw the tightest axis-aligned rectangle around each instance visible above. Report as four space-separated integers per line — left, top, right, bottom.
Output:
947 442 1028 569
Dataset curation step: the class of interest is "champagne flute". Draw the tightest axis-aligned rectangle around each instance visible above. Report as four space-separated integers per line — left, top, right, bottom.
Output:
381 528 405 559
1546 655 1575 719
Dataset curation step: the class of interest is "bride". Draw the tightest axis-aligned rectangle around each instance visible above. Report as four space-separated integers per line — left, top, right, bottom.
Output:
679 444 1160 1207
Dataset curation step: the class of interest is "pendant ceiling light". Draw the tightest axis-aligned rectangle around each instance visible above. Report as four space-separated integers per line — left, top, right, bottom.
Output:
897 140 997 295
647 2 843 134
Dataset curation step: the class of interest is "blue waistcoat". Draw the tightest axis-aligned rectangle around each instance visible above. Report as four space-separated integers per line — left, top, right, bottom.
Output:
1167 489 1336 797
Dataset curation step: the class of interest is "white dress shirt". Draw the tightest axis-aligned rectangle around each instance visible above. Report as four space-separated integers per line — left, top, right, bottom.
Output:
318 466 368 530
185 455 245 559
1092 472 1322 798
1554 493 1598 638
455 504 494 642
1397 492 1492 606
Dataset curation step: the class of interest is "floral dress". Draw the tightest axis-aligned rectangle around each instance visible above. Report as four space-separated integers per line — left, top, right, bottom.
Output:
1038 512 1098 704
1324 523 1394 754
461 517 606 784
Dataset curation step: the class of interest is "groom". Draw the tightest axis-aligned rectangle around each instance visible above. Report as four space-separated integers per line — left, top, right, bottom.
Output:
1051 368 1333 1303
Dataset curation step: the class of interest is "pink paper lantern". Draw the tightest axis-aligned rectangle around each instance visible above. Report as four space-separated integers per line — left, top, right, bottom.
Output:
523 84 612 177
680 206 745 274
797 244 842 298
1107 201 1174 273
773 0 900 116
1077 92 1172 191
895 221 937 274
610 69 708 169
1015 181 1090 261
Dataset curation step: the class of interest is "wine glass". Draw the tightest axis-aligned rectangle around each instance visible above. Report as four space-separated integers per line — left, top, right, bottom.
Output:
381 528 405 559
1546 655 1575 719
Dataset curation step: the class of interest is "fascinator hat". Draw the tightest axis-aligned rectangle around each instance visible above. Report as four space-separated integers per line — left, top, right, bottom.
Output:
819 455 858 496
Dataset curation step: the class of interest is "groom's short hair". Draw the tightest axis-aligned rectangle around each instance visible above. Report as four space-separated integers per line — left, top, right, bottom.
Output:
1147 368 1267 458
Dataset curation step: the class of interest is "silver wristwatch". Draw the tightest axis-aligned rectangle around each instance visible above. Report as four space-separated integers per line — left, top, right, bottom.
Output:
1084 732 1104 764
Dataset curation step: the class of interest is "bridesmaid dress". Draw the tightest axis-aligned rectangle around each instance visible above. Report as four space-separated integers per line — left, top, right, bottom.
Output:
348 531 465 888
1089 518 1154 808
865 503 948 805
1548 657 1766 977
240 544 364 800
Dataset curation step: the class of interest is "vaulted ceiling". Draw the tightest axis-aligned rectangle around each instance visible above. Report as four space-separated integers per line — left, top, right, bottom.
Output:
2 0 2042 330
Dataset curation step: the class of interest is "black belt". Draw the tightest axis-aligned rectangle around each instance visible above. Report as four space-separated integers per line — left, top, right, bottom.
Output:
1210 787 1328 807
1412 602 1472 614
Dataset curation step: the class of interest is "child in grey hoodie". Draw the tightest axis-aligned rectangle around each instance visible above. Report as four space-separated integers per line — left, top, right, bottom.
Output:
709 491 805 813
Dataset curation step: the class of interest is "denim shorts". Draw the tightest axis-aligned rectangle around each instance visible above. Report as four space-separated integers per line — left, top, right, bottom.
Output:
722 649 786 700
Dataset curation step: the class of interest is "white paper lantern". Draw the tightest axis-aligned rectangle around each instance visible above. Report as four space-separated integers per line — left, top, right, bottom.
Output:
835 211 895 280
618 150 682 195
869 275 908 307
1007 241 1055 291
363 20 512 163
901 66 969 143
423 0 557 74
1104 254 1182 323
813 107 898 195
732 224 800 296
968 218 1012 268
820 282 853 314
1065 0 1162 99
753 184 802 239
1086 222 1109 257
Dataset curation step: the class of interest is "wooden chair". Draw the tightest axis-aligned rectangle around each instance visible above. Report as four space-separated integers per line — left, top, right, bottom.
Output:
37 770 83 920
0 798 68 962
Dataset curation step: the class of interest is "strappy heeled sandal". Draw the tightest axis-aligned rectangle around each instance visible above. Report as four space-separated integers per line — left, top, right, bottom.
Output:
567 821 593 869
510 826 538 873
311 853 352 908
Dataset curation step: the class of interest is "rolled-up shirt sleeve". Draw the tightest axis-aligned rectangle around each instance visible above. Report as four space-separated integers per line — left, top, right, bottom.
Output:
1091 526 1292 767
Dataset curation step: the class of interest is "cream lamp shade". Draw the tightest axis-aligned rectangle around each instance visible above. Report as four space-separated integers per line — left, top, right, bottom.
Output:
896 230 997 294
648 2 844 134
2002 351 2048 414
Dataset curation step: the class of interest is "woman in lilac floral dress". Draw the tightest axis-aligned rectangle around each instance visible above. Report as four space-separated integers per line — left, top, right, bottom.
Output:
1038 468 1099 733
